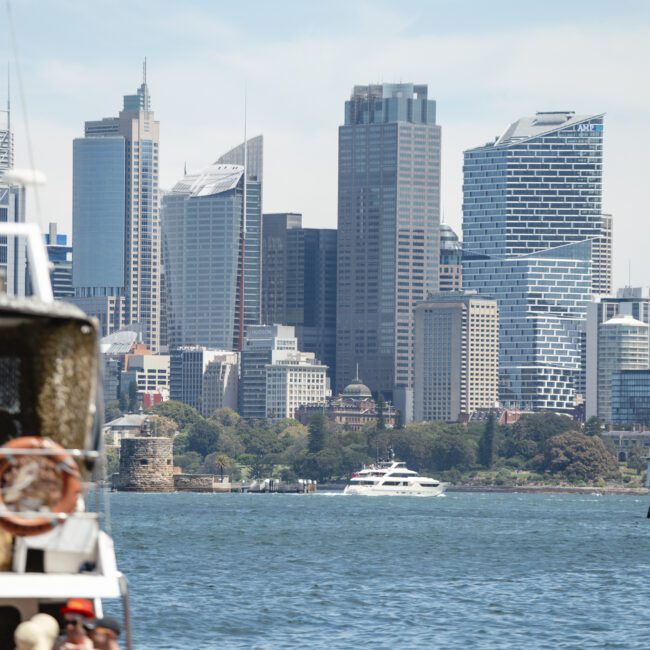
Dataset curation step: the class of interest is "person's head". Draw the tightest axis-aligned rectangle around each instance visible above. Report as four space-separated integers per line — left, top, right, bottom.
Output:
30 613 59 644
60 598 94 640
13 620 49 650
87 617 121 649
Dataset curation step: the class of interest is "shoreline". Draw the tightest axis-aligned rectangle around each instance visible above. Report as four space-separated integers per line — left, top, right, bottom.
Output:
446 485 650 495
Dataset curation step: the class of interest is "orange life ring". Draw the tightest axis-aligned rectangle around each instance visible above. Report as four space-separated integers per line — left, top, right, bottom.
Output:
0 436 81 536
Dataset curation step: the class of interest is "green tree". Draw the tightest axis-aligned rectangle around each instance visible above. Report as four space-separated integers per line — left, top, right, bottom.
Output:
377 393 386 430
209 407 241 428
104 400 122 423
626 446 648 474
174 451 202 473
430 432 475 471
186 419 221 458
308 414 328 454
149 401 202 431
148 415 178 437
505 412 575 460
128 380 139 411
118 392 128 413
478 413 496 469
541 431 619 481
584 416 604 437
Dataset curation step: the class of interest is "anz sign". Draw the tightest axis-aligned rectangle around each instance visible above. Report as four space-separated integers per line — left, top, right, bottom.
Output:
576 123 603 133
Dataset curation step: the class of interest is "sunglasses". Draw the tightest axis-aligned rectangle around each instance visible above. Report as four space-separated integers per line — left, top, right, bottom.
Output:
65 614 87 624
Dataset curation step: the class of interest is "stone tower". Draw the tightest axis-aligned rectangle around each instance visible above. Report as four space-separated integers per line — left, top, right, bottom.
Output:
118 437 174 492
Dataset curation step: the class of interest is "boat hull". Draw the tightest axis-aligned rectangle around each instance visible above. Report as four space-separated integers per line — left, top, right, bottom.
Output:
343 484 445 497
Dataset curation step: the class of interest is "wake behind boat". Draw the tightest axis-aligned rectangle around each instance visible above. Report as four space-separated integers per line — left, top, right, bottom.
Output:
343 460 446 497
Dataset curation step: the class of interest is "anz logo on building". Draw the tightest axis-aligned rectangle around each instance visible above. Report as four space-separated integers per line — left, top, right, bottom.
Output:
576 123 603 133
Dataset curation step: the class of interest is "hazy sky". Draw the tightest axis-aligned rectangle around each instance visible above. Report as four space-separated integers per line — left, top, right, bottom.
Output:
2 0 649 289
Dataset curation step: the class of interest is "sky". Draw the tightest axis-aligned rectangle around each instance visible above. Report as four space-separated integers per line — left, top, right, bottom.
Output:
1 0 649 290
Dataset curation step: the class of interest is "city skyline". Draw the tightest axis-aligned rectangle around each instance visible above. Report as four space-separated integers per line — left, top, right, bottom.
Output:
0 0 649 291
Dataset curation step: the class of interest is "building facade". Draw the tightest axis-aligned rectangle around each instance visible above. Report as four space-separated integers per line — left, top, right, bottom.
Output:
336 83 441 400
463 111 604 412
72 72 161 350
592 213 613 296
585 287 650 418
611 370 650 427
439 224 463 292
596 315 649 423
262 213 337 385
201 353 239 417
45 223 74 299
414 293 499 422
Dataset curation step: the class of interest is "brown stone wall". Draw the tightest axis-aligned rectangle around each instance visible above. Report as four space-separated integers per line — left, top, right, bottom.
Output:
118 437 174 492
173 474 215 492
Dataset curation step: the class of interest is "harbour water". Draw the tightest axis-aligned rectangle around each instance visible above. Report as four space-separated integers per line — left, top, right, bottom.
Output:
108 491 650 649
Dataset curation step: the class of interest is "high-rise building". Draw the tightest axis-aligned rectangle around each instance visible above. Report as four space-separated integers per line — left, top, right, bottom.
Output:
169 347 238 414
414 292 499 422
262 213 337 385
72 68 161 350
439 224 463 292
336 83 441 401
592 213 613 296
463 111 604 412
585 287 650 418
0 86 26 297
596 315 649 423
262 213 302 326
612 369 650 427
44 223 74 300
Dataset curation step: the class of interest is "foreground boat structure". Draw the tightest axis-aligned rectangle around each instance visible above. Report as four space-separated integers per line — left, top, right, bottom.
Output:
0 224 131 647
344 460 446 497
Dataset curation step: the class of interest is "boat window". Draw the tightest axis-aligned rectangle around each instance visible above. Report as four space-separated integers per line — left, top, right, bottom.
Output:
389 472 415 478
421 483 440 487
357 480 375 485
382 481 401 486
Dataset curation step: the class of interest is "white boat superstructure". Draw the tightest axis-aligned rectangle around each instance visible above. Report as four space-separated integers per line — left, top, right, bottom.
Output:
343 461 446 497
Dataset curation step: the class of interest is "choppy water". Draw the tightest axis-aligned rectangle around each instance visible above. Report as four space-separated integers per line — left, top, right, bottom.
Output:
106 491 650 649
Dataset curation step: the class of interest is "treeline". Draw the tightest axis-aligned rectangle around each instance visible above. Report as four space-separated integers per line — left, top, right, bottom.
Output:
132 401 625 485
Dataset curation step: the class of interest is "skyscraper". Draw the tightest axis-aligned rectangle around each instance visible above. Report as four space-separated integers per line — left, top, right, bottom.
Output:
463 111 604 412
0 82 26 297
414 293 499 422
72 67 161 350
262 213 337 385
162 162 261 350
336 83 441 400
439 224 463 292
44 223 74 299
592 212 613 296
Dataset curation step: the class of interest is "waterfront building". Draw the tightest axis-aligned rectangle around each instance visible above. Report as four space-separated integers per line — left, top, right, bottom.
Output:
336 83 441 402
44 222 74 299
439 224 463 292
596 315 649 424
169 347 238 415
600 429 650 462
72 69 161 350
585 287 650 418
463 111 604 413
611 370 650 428
163 140 262 351
592 213 613 296
414 292 499 422
262 213 337 385
296 373 398 432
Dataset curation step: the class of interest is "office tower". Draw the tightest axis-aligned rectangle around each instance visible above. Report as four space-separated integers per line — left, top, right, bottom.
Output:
0 87 26 297
216 135 263 349
592 213 612 296
72 68 161 350
336 83 441 401
170 347 238 413
612 369 650 427
414 292 499 422
439 224 463 292
596 315 649 423
262 213 302 325
120 351 170 400
201 353 239 417
585 287 650 418
463 111 604 412
162 161 261 350
44 223 74 299
262 213 337 385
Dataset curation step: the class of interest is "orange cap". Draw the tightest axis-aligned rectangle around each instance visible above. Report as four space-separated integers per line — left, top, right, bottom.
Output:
60 598 95 619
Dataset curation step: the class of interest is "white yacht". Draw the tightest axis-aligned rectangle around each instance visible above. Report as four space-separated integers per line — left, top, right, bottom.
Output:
343 460 446 497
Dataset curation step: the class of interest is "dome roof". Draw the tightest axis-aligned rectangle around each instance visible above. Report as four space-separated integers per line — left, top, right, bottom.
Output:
342 372 373 399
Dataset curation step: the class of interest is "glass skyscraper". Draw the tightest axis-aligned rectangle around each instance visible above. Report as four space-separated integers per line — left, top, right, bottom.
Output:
463 111 604 412
336 83 441 400
72 71 161 350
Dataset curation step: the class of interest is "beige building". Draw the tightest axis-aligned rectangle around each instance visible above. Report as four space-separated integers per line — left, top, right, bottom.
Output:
592 213 613 296
414 292 499 422
201 352 239 417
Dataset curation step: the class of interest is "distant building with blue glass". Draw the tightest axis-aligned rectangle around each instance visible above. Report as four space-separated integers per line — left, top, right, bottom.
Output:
463 111 604 412
612 370 650 427
44 222 73 299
